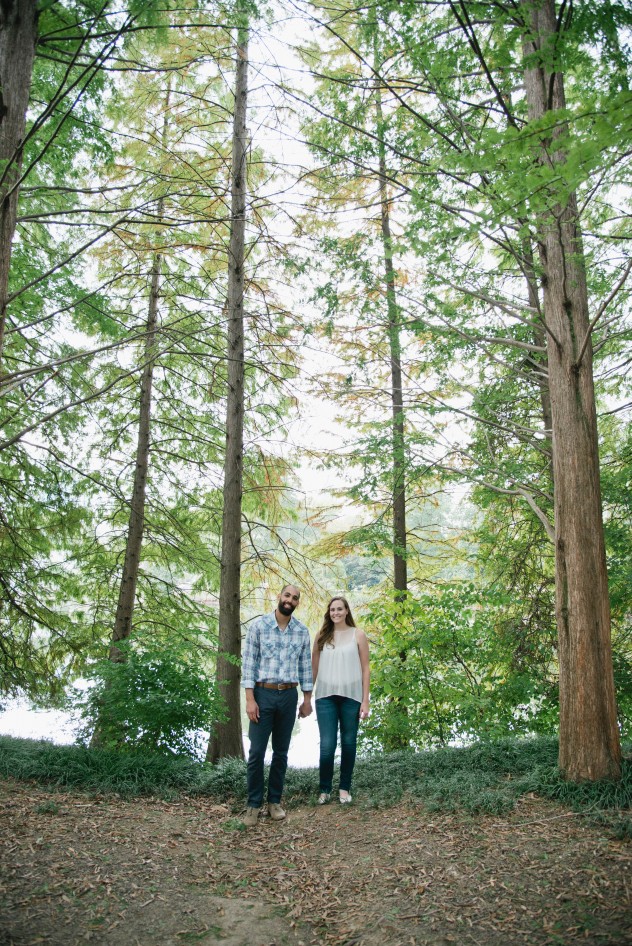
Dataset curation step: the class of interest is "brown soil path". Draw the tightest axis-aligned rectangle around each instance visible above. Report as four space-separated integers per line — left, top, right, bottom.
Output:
1 778 630 946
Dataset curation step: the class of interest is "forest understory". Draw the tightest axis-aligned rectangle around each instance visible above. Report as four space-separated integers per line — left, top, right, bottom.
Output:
1 777 630 946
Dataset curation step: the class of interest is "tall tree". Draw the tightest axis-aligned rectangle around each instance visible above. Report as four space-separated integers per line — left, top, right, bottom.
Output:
208 0 250 762
296 13 442 596
109 178 166 662
299 0 629 778
0 0 38 365
77 19 239 747
519 0 620 780
375 60 407 597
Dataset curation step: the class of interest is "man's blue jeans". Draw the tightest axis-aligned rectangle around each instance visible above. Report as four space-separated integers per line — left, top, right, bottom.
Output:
246 685 298 808
316 695 361 793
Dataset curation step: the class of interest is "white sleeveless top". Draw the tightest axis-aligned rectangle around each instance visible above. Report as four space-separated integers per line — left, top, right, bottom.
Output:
315 626 363 704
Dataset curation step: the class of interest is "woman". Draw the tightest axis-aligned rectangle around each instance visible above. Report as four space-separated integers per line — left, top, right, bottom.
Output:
312 596 370 804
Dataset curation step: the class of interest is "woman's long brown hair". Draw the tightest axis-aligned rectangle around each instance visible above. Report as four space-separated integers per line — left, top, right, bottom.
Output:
316 596 356 651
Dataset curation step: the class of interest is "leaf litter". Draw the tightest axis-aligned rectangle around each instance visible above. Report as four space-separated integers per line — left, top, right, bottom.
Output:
1 778 630 946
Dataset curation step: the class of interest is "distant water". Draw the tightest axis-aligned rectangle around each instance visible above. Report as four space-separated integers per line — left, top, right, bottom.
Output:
0 697 323 769
0 699 78 745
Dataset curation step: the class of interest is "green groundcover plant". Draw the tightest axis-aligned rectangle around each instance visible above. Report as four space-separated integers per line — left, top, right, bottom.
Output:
1 734 629 839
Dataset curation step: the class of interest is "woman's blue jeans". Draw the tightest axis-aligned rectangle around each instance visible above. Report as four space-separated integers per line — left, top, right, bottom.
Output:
316 695 360 793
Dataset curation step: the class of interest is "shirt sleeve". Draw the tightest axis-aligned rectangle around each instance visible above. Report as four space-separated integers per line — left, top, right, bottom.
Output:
241 618 260 689
298 627 313 692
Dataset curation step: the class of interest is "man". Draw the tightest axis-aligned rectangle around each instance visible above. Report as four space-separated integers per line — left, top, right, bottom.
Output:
241 584 313 827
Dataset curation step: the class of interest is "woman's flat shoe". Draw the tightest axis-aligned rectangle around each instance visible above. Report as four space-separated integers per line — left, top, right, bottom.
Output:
339 792 352 804
318 793 331 805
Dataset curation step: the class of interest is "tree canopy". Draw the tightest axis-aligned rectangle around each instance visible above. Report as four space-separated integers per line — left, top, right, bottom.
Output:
0 0 630 777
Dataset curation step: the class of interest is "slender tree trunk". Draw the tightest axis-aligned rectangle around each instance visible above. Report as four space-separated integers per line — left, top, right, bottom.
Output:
207 9 249 762
0 0 38 368
109 211 163 662
375 58 411 750
108 84 172 663
90 192 164 748
375 78 407 596
521 0 621 781
522 241 553 453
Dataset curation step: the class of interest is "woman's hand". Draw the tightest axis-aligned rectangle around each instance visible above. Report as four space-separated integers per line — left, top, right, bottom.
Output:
359 700 370 721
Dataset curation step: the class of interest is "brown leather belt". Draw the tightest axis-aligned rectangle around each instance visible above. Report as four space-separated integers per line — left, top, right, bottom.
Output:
255 682 298 690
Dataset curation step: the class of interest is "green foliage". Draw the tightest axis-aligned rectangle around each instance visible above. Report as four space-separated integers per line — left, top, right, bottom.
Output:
350 743 537 814
0 735 205 797
299 0 631 770
74 638 224 758
350 737 632 818
0 0 121 700
2 0 630 773
3 735 630 827
591 811 632 841
196 756 247 797
362 585 560 751
0 441 94 700
222 817 247 832
35 800 61 815
1 0 299 723
518 755 632 811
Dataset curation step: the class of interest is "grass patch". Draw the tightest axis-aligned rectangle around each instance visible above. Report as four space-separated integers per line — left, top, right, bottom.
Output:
1 734 630 827
591 810 632 840
0 735 202 798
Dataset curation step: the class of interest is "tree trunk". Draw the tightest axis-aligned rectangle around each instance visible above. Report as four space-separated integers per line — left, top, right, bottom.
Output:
109 215 163 662
521 0 621 781
89 193 164 749
375 77 407 597
522 240 553 455
207 9 249 762
375 59 410 751
0 0 38 368
108 80 173 663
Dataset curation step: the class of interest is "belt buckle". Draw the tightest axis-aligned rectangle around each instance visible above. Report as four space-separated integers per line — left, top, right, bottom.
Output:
276 683 284 690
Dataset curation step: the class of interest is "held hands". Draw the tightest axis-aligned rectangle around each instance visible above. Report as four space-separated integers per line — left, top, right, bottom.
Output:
298 699 313 719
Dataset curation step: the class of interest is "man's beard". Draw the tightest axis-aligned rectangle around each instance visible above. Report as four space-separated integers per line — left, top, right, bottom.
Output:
278 601 295 615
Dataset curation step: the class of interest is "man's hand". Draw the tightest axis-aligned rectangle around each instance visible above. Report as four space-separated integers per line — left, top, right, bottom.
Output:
246 695 260 723
298 698 313 719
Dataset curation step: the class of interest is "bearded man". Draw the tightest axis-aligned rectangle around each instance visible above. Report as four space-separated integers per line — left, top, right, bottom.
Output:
241 584 313 826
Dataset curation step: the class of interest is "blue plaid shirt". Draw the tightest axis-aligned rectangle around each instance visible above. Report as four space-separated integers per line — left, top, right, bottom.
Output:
241 612 313 692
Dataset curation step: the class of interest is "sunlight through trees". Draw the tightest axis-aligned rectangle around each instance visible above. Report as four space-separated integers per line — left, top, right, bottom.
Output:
1 0 630 780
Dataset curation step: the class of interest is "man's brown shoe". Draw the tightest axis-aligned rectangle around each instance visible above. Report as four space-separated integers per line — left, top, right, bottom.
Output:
267 803 286 821
242 807 260 827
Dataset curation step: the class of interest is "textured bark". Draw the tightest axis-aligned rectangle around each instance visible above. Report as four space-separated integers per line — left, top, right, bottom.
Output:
207 13 249 762
522 241 553 456
521 0 621 780
0 0 38 367
375 64 410 750
375 79 407 597
90 192 164 748
109 221 163 662
108 83 172 662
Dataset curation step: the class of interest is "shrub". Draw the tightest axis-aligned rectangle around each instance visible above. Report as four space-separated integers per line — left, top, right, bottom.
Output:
74 637 225 758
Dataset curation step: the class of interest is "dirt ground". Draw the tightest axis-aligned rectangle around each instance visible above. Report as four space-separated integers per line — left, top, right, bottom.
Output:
1 777 631 946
